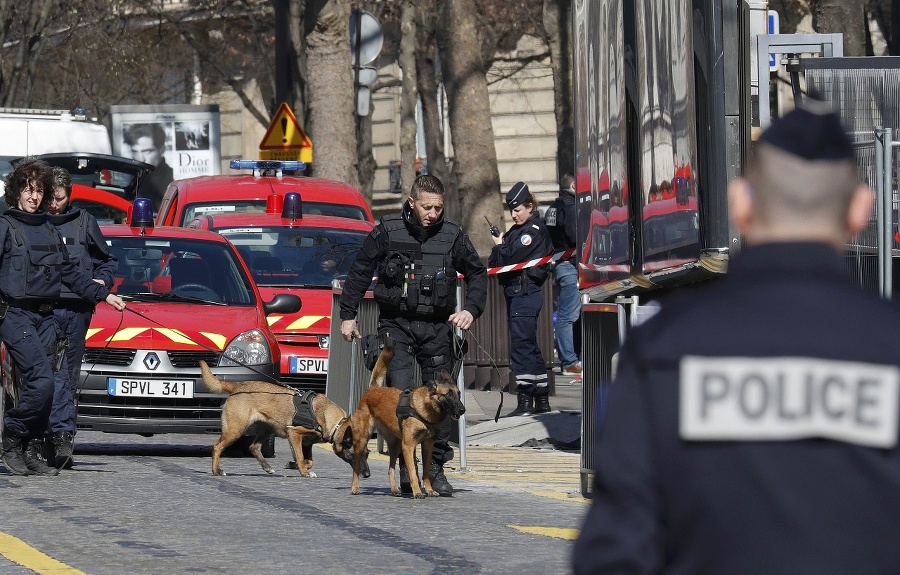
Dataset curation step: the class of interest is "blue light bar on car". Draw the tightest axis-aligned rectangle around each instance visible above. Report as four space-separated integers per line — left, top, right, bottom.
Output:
130 198 155 234
229 160 306 172
282 192 302 221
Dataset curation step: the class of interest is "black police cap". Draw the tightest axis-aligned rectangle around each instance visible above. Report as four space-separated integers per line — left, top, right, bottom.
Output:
759 100 855 162
506 182 530 209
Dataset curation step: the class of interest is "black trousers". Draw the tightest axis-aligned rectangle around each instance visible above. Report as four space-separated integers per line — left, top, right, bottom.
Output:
377 314 455 465
2 307 58 438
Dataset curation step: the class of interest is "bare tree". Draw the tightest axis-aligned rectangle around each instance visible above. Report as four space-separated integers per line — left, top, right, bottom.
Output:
0 1 58 106
397 0 418 198
305 0 358 185
415 1 450 194
543 0 574 181
811 0 867 55
435 0 502 253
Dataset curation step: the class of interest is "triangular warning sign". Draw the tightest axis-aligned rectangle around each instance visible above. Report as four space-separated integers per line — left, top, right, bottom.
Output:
260 102 312 151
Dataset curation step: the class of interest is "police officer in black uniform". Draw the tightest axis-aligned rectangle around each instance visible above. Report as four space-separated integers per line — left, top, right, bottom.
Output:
489 182 553 416
46 167 119 468
0 159 126 476
572 103 900 574
544 173 582 376
339 174 487 496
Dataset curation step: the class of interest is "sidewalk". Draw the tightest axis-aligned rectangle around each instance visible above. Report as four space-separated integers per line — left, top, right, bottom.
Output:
445 374 589 501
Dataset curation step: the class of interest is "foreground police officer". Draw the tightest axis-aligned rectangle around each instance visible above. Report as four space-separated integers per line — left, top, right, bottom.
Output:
339 174 487 495
0 159 126 476
46 167 119 468
572 103 900 574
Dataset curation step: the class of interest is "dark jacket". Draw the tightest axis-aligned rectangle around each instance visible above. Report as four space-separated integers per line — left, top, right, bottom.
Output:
48 206 118 302
544 187 577 253
0 209 111 305
573 242 900 575
488 211 553 287
339 203 487 321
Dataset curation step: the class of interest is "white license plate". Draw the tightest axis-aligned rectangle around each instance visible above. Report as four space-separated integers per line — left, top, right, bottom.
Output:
289 357 328 374
107 378 194 398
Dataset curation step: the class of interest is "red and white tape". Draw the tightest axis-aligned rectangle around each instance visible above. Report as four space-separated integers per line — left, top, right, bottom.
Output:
484 248 575 276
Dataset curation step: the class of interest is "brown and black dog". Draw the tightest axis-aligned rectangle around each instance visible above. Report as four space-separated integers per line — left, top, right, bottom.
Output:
199 360 355 477
333 347 466 498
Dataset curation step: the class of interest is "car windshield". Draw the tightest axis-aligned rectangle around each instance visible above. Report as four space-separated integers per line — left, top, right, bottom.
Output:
108 236 256 305
182 200 368 224
217 225 367 288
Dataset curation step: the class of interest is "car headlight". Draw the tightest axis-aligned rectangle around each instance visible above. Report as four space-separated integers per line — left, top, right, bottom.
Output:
220 329 271 366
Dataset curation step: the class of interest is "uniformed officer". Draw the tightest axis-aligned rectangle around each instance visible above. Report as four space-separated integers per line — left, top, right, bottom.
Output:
0 159 126 476
544 174 582 378
339 174 487 496
489 182 554 416
46 167 119 468
572 103 900 574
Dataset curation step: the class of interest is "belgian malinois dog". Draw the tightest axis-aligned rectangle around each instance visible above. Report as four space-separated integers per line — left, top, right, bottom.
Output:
333 347 466 498
200 361 354 477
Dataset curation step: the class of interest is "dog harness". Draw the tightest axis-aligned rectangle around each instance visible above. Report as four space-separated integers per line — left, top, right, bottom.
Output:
291 390 324 437
396 388 434 428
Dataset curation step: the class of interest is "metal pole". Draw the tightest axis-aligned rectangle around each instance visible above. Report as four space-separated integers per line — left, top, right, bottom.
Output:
455 284 467 471
883 128 894 299
875 127 889 298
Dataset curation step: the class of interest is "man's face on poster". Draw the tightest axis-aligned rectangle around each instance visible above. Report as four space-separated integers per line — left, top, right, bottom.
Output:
131 136 164 167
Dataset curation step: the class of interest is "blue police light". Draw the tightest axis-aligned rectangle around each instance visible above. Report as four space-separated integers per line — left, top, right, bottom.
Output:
130 198 155 232
229 160 306 172
282 192 303 220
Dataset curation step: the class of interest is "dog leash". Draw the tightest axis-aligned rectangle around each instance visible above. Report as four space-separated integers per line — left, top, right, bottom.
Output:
459 331 505 422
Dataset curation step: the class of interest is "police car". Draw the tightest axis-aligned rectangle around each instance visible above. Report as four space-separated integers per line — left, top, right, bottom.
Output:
156 160 374 226
187 191 372 392
76 200 300 445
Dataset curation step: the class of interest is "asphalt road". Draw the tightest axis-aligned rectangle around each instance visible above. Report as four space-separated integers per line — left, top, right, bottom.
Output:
0 431 587 575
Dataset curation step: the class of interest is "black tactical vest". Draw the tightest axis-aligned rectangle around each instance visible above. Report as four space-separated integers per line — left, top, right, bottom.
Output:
48 210 92 300
0 212 65 301
373 214 459 317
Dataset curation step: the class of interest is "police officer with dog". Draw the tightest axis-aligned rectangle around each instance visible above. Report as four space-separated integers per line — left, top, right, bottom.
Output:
46 166 119 469
339 174 487 496
0 158 126 476
572 103 900 574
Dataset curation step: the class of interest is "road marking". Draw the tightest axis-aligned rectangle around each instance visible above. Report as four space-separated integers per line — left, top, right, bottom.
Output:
0 531 86 575
509 525 579 540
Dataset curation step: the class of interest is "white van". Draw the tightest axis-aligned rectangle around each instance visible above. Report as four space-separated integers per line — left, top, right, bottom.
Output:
0 107 112 195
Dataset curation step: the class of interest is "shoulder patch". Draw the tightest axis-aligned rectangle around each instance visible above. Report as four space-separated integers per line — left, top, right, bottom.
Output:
531 224 540 230
520 234 532 246
679 356 900 448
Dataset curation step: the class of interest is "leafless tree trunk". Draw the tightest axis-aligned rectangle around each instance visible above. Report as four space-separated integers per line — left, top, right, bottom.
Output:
0 1 55 106
398 0 418 198
811 0 867 56
305 0 359 186
543 0 574 181
436 0 502 254
415 2 450 199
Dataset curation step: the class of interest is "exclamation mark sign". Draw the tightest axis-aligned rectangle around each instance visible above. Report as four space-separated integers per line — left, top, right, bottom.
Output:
281 117 288 143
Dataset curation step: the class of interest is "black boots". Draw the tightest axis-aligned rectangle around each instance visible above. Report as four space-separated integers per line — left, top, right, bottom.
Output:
533 395 551 414
509 393 534 416
48 431 74 469
25 439 59 476
429 461 453 496
1 429 32 476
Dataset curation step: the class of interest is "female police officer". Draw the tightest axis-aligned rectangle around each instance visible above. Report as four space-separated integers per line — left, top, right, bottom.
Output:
0 158 125 476
489 182 553 416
